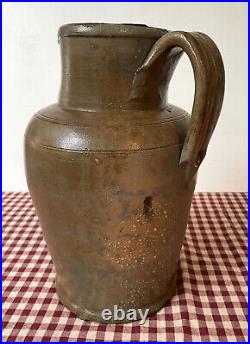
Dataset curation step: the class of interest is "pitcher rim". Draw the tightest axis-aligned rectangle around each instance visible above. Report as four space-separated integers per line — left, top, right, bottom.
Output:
58 23 167 39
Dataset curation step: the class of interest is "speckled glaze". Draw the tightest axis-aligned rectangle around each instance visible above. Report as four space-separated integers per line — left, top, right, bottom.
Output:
24 23 225 323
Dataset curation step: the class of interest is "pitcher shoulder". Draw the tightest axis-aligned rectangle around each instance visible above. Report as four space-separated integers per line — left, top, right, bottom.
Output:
24 103 190 152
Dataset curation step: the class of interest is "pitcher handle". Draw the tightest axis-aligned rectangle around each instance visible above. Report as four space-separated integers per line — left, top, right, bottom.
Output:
138 31 225 182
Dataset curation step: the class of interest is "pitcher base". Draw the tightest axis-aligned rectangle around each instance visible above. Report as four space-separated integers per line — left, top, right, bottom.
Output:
55 273 177 323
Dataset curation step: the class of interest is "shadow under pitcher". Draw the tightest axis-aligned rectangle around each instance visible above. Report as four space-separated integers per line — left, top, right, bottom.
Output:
24 23 225 323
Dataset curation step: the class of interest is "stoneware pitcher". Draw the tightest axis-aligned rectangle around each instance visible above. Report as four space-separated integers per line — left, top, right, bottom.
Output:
24 23 225 323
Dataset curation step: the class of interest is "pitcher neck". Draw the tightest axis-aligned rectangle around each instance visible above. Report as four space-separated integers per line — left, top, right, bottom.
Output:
58 25 173 111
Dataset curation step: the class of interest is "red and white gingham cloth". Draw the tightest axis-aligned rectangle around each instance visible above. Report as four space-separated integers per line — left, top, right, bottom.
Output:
2 192 248 342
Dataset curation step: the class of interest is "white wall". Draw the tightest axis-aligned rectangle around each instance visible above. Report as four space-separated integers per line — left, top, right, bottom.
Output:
3 2 248 191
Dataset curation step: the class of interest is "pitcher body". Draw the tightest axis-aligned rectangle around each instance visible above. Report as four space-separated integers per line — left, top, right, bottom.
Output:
25 23 224 323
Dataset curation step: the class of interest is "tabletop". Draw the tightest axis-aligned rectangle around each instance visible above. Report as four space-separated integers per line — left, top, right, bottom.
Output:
2 192 248 342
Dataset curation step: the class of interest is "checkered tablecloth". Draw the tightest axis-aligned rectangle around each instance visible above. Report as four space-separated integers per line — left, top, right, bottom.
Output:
2 192 248 342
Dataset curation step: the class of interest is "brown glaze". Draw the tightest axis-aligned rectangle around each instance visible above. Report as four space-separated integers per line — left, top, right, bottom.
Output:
24 23 225 323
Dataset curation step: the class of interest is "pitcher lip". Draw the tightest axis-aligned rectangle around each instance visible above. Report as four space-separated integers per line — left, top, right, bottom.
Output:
58 23 167 39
